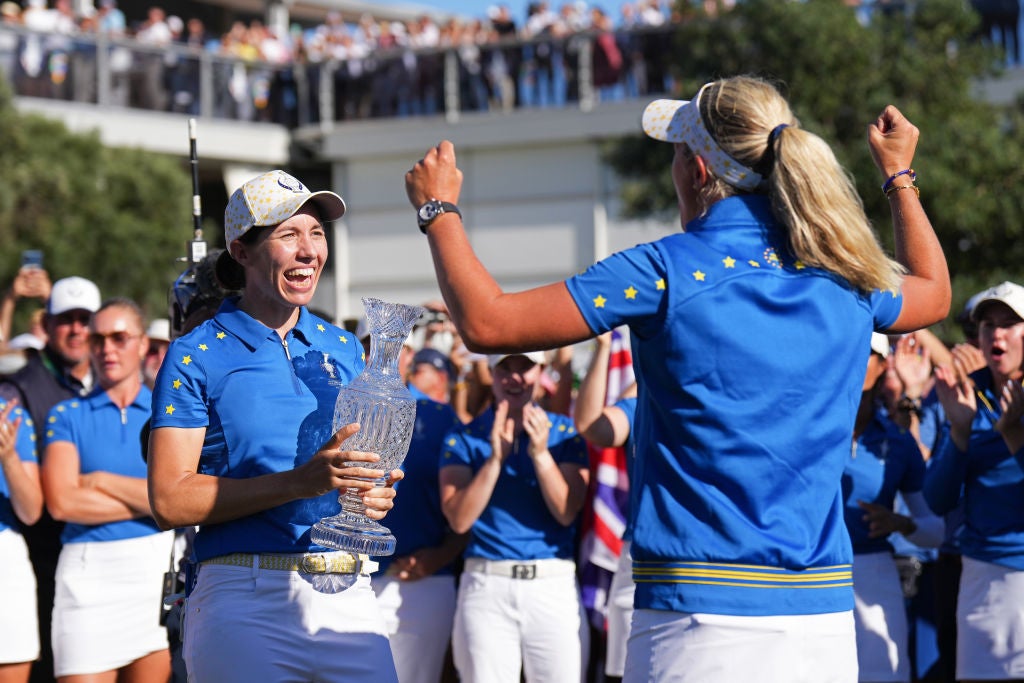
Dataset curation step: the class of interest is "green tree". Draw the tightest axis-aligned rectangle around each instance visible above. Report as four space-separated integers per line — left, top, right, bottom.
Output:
606 0 1024 339
0 78 192 325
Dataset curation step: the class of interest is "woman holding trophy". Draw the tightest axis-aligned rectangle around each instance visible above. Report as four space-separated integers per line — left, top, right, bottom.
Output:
148 170 401 682
405 76 950 681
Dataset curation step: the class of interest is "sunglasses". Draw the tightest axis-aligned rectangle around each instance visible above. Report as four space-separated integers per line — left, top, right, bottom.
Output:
88 331 141 349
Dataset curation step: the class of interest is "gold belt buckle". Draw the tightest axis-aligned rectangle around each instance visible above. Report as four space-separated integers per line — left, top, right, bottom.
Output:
300 554 327 574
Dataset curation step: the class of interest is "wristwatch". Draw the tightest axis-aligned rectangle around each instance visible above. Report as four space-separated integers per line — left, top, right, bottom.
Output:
417 199 461 234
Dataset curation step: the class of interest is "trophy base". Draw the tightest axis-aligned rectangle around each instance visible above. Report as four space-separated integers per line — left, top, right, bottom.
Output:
310 512 397 556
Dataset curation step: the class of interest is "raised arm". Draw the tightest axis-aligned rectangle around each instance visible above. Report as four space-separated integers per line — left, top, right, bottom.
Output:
405 141 593 352
867 106 951 332
0 404 42 526
574 332 633 448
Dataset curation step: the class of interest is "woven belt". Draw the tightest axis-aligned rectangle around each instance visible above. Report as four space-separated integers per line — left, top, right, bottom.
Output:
464 557 576 580
201 552 378 576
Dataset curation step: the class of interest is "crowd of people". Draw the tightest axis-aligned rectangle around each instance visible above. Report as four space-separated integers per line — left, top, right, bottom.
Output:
0 0 681 126
0 70 1022 683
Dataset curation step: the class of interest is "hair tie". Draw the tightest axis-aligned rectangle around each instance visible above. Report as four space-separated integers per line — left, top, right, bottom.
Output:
754 124 790 179
769 123 789 146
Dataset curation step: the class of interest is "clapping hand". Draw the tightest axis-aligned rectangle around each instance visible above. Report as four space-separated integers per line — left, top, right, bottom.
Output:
995 379 1024 455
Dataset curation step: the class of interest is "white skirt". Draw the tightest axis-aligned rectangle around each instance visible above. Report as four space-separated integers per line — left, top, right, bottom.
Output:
0 528 39 664
852 551 910 681
957 555 1024 679
52 532 175 677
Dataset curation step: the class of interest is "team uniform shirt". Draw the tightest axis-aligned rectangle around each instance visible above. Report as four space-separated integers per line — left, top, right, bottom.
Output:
564 194 903 617
376 396 461 575
150 299 364 562
44 386 159 544
440 407 588 560
0 399 36 532
924 368 1024 570
842 412 926 554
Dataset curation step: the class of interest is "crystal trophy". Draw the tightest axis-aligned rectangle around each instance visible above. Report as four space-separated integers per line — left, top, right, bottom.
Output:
310 297 425 556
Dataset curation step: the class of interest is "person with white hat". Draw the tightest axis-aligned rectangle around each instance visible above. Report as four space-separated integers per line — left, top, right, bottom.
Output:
147 170 402 682
142 317 170 389
406 75 949 682
0 274 100 683
440 350 590 683
927 281 1024 681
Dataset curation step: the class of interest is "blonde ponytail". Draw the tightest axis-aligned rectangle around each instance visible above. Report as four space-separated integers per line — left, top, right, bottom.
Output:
698 76 904 293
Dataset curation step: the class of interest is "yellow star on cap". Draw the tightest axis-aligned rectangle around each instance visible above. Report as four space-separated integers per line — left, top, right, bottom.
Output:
723 256 736 268
624 286 638 300
655 278 665 290
216 332 226 340
593 295 607 309
198 344 208 351
165 404 175 415
172 379 182 390
693 270 706 282
317 324 325 332
182 355 192 365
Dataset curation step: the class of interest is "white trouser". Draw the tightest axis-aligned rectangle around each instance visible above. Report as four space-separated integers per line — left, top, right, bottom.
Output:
184 561 396 683
852 551 910 682
372 574 456 683
605 541 635 678
624 608 857 683
452 558 582 683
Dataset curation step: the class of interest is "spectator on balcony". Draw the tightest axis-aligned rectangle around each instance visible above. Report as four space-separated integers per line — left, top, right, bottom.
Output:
134 6 171 110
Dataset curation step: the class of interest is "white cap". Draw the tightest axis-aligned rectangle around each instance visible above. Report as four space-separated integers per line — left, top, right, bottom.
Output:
488 351 547 368
223 170 346 245
47 277 100 316
970 281 1024 321
7 332 44 351
146 318 171 342
869 332 890 359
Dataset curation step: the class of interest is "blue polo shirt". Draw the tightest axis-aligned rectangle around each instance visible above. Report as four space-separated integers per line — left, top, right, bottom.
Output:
440 407 589 561
376 396 461 575
0 399 37 532
923 368 1024 570
565 195 903 616
842 411 926 555
150 299 364 562
44 386 160 543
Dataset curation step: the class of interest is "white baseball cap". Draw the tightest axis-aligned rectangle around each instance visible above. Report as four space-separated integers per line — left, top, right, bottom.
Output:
146 318 171 342
223 170 346 245
47 276 100 316
970 281 1024 321
488 351 548 368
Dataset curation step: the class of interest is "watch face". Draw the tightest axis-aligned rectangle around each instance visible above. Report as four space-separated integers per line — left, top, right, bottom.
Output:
418 202 439 223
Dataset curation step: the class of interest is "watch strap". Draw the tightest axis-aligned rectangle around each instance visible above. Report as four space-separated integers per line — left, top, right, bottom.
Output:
418 200 461 234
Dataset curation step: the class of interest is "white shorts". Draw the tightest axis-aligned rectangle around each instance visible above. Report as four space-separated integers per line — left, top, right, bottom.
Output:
0 529 39 664
624 608 857 683
184 558 396 683
957 555 1024 679
853 551 910 681
52 532 175 677
452 558 582 683
372 574 456 683
606 541 636 678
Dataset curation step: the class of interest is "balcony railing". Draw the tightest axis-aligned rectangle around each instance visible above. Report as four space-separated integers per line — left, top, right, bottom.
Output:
0 24 678 128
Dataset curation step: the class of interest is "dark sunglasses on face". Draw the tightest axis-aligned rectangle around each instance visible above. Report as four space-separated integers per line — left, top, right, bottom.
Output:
88 331 140 349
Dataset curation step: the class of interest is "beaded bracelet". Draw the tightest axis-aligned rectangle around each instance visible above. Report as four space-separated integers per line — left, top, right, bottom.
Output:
882 168 916 193
885 183 920 198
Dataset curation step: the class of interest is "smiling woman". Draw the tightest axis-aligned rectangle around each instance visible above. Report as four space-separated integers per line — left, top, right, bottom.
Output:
147 170 403 683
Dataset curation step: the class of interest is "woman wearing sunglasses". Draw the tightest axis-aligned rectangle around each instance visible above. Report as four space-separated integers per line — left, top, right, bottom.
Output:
41 298 174 683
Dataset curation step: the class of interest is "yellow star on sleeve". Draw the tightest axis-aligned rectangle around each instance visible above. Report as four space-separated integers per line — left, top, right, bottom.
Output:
624 286 638 300
447 438 456 446
317 323 325 332
172 379 182 390
693 270 706 282
723 256 736 268
655 278 665 290
748 260 760 268
593 295 607 308
182 355 192 365
46 429 53 438
216 331 226 340
198 344 208 351
165 404 175 415
339 336 348 343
